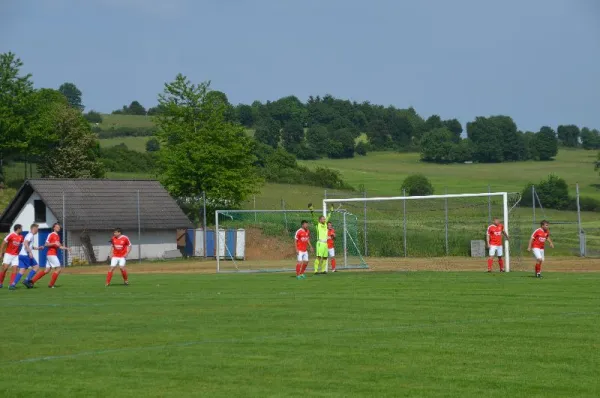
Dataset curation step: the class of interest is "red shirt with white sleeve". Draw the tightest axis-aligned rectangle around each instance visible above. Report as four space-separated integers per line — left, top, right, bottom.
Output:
46 232 61 256
487 224 504 246
295 228 310 252
111 235 131 258
3 232 24 256
531 228 550 249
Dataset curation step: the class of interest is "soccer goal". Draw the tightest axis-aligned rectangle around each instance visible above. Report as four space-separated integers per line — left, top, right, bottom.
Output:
322 191 523 272
214 209 368 273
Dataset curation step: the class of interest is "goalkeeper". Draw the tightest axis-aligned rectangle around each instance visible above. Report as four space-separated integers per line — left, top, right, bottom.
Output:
309 203 332 274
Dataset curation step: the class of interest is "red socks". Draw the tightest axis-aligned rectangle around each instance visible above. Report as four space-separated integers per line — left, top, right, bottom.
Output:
301 263 308 274
120 269 128 282
331 258 336 271
106 271 113 285
535 263 541 274
295 263 301 276
498 258 504 272
31 270 46 283
0 271 6 284
49 272 59 287
487 258 493 271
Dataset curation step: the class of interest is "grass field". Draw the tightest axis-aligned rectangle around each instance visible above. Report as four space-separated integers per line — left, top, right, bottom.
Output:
99 114 156 130
99 136 152 151
1 264 599 397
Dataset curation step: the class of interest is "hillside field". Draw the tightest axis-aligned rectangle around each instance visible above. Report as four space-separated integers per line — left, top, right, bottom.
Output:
98 114 156 130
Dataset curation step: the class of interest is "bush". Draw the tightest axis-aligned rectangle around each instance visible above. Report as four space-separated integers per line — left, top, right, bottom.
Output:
355 141 368 156
96 127 157 139
84 110 103 124
568 196 600 212
146 138 160 152
520 174 570 210
100 144 157 173
401 174 434 196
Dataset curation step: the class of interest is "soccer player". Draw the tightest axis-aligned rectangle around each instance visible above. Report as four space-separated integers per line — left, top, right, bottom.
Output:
486 217 509 272
294 220 312 279
309 203 332 274
0 224 24 288
327 222 337 272
9 224 42 290
106 228 131 286
528 220 554 278
28 222 70 288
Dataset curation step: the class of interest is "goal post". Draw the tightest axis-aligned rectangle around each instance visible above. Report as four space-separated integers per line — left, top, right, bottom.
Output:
214 209 368 273
323 191 519 272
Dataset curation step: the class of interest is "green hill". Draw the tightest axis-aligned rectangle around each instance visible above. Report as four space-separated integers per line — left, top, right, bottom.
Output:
98 114 155 130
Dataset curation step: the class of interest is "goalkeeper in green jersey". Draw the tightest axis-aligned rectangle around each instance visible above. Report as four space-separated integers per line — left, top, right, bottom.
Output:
309 203 332 274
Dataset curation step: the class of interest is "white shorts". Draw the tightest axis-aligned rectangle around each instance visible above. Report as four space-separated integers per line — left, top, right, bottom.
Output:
46 255 62 268
297 251 308 262
111 257 126 267
532 248 544 261
488 245 503 257
328 248 335 257
2 253 19 266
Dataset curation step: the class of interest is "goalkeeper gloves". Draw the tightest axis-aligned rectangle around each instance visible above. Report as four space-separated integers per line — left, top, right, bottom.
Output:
308 202 314 211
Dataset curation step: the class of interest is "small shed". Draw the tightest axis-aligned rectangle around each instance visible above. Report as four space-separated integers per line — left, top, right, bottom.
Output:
0 179 193 264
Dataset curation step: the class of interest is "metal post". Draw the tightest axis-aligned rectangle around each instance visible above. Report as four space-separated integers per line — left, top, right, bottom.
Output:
444 187 449 255
282 199 288 231
488 185 492 224
215 210 220 272
402 189 407 257
253 195 257 222
62 192 67 266
363 190 368 257
532 185 536 232
203 191 207 259
137 190 141 263
343 212 348 268
324 189 328 200
576 183 584 257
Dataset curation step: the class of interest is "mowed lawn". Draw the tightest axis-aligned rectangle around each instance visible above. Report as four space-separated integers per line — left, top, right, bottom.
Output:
99 136 152 152
0 271 599 397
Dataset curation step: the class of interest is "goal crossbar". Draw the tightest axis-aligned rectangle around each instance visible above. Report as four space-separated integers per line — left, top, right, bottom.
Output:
323 192 512 272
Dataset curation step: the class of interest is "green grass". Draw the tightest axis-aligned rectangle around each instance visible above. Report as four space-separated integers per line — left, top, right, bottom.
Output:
99 136 152 152
99 114 156 130
0 271 599 397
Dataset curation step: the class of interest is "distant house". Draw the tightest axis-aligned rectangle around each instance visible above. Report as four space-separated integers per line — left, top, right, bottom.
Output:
0 179 193 265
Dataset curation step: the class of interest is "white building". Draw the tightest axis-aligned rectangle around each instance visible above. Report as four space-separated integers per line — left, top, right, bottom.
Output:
0 179 193 265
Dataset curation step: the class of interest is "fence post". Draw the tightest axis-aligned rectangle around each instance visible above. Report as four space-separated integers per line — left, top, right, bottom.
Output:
281 199 288 231
324 189 328 200
343 211 348 268
488 185 492 225
576 183 585 257
532 185 536 232
137 190 141 263
444 187 449 255
363 190 368 257
253 195 257 222
403 188 407 257
203 191 207 259
62 192 67 266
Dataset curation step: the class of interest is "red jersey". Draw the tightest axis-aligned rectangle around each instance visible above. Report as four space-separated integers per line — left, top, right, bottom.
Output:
3 232 24 256
111 235 131 258
295 228 310 252
487 224 504 246
46 232 61 256
531 228 550 249
327 229 335 249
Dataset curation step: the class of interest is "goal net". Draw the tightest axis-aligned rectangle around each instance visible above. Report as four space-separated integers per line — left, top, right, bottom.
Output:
322 191 524 272
215 209 368 273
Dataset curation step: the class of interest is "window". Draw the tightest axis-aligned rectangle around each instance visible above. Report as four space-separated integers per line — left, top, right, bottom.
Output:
34 200 46 223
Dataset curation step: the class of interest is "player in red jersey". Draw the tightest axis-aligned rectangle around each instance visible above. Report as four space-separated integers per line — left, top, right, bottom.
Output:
29 223 70 288
527 220 554 278
486 217 509 272
106 228 132 286
327 222 337 272
0 224 24 288
294 220 313 279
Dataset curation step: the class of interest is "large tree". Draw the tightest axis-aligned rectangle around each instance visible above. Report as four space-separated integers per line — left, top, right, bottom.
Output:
282 119 305 152
536 126 558 160
254 117 281 149
37 104 104 178
58 82 84 111
557 124 580 147
155 74 261 213
466 116 504 163
442 119 463 143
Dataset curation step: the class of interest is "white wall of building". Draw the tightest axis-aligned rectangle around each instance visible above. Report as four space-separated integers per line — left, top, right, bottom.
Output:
12 192 58 231
67 230 178 264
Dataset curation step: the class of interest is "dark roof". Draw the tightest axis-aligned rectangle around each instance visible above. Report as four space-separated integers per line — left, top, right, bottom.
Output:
0 179 193 232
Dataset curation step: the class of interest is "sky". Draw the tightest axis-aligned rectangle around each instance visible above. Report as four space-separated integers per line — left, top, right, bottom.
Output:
2 0 599 131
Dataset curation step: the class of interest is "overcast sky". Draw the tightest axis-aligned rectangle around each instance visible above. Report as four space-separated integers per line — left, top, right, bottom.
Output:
2 0 599 131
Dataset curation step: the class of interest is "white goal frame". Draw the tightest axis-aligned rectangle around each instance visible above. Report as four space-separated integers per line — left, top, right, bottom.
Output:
323 192 512 272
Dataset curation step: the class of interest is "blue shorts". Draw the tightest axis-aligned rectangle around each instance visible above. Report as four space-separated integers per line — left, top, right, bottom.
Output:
18 255 38 269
